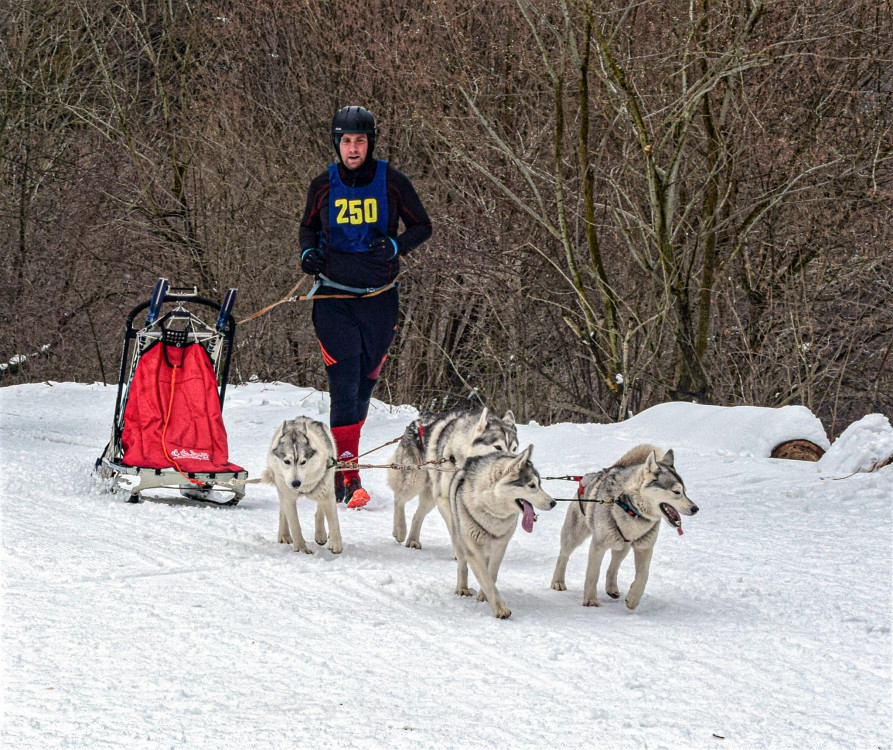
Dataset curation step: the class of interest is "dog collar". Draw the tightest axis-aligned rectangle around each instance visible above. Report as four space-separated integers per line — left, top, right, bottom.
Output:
615 493 644 519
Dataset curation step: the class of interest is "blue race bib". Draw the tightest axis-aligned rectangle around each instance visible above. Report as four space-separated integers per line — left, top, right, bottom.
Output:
327 160 389 253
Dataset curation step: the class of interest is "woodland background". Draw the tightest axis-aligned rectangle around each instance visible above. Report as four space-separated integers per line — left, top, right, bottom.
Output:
2 0 890 437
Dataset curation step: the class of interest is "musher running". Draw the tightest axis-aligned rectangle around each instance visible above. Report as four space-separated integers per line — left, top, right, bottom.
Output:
299 106 432 508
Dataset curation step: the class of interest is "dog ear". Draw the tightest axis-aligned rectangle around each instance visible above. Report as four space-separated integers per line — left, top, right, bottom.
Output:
645 450 660 474
508 444 533 474
502 409 515 427
661 449 675 467
272 420 288 443
473 408 489 437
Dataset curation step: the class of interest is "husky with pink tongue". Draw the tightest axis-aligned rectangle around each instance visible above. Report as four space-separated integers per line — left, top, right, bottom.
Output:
445 445 556 619
551 444 699 610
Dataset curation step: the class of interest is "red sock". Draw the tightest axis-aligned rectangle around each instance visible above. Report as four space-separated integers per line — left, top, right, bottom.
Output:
330 420 364 484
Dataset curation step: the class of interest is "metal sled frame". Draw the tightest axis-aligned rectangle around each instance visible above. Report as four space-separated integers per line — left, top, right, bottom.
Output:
96 282 247 505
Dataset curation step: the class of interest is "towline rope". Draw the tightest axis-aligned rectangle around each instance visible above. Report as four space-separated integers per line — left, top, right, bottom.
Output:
541 470 619 508
223 455 455 487
238 276 400 325
355 435 403 459
551 497 615 504
238 277 310 325
328 457 457 473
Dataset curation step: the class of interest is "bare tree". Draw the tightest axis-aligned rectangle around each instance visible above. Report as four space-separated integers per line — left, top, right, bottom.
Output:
1 0 889 435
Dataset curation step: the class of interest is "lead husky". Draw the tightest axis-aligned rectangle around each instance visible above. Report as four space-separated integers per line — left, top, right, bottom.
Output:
262 417 343 555
388 408 518 549
550 445 698 610
448 445 556 619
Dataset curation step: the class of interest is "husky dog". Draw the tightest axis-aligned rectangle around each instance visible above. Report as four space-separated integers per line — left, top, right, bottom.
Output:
551 445 698 610
448 445 556 619
262 417 342 555
388 408 518 549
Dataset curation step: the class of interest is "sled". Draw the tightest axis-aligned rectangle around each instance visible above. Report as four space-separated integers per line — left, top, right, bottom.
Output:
96 279 248 505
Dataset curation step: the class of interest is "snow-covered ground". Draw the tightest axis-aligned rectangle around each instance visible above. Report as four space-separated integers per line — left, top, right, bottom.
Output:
2 382 891 749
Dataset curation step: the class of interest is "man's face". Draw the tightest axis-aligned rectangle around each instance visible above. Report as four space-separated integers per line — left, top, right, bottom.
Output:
339 133 369 170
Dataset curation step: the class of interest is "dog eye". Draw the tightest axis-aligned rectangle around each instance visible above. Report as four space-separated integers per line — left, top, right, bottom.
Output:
283 459 292 465
528 482 537 489
300 459 307 465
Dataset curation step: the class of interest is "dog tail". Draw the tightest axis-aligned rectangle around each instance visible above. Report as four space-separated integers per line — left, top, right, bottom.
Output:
261 468 273 484
613 444 664 468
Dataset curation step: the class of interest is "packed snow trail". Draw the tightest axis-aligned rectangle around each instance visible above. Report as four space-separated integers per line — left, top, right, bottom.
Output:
1 383 890 749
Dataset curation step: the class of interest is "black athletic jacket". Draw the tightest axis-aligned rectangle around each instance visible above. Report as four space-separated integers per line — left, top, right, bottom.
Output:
299 159 432 290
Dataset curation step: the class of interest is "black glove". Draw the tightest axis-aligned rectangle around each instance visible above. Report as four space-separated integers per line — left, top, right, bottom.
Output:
300 247 325 275
368 235 400 258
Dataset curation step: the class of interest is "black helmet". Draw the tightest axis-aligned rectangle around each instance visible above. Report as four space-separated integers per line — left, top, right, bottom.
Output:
331 106 376 157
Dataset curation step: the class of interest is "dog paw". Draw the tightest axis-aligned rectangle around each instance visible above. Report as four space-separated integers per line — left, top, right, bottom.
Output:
393 530 406 544
625 596 640 610
551 580 567 591
294 545 313 555
455 586 475 597
315 533 328 546
606 589 620 599
494 606 512 619
582 598 602 607
476 591 488 603
278 534 292 545
328 540 343 554
406 539 422 550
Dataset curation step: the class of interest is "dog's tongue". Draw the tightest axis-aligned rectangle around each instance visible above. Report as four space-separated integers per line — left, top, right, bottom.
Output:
520 499 536 533
661 502 685 535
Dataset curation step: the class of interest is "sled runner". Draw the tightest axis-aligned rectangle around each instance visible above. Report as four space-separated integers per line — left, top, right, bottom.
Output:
96 279 248 505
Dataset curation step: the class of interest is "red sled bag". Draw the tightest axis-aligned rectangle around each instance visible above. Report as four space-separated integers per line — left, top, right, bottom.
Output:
121 341 243 474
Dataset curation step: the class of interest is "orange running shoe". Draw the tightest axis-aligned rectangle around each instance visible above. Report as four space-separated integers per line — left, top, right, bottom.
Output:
344 476 370 508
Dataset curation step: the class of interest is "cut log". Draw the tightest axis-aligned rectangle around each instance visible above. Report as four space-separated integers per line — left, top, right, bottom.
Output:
770 440 825 462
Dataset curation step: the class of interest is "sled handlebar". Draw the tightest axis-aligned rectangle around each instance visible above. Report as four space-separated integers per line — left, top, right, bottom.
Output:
125 295 232 335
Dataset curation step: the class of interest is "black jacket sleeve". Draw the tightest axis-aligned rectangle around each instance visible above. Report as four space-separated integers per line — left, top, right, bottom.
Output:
299 172 329 251
386 166 432 255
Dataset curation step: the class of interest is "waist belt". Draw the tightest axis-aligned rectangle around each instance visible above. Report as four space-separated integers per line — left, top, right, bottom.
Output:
305 274 398 300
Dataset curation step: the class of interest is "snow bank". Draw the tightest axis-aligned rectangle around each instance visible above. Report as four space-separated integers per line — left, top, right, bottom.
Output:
819 413 893 475
569 401 831 457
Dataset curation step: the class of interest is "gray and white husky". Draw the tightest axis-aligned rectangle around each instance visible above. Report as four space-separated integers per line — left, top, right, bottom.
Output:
388 408 518 549
550 444 698 610
262 417 342 555
448 445 556 619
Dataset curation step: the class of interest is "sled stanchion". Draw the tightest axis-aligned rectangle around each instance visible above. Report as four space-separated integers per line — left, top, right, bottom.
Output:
145 278 169 326
216 288 237 332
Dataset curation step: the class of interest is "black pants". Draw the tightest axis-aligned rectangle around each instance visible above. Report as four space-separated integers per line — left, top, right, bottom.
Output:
311 288 399 428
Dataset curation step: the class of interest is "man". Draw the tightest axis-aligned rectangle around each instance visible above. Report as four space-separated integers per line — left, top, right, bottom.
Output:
299 106 432 508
